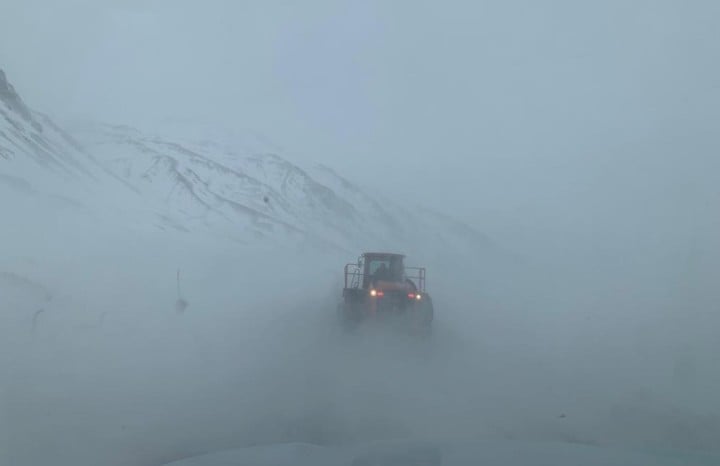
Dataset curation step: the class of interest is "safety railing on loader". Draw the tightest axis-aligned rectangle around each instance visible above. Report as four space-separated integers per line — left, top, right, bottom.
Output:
344 263 363 289
344 264 426 292
405 267 426 292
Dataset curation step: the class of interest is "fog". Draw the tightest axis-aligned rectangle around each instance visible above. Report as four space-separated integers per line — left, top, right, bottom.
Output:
2 1 720 465
2 179 719 465
4 0 717 223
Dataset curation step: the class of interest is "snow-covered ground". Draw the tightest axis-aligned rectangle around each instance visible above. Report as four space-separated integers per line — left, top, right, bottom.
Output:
3 68 720 466
165 440 720 466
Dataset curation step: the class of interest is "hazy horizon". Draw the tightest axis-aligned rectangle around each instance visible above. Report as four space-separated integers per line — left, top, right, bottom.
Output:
1 2 719 466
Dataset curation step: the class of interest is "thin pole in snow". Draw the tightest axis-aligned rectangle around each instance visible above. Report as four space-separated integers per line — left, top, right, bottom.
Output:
176 268 188 313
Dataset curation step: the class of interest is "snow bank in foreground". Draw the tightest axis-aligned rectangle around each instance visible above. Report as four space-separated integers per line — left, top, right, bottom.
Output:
166 440 720 466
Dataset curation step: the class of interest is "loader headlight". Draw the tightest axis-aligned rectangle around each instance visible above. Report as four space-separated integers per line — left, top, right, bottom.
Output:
370 289 377 297
415 293 422 300
370 289 384 297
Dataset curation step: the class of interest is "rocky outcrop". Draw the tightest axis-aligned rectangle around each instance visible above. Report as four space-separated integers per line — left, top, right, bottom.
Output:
0 69 42 131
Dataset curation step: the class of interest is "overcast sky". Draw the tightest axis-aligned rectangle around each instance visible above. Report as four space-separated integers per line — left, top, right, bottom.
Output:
1 0 718 245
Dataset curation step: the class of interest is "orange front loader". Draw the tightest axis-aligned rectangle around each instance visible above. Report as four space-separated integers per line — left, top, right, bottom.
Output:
338 252 433 335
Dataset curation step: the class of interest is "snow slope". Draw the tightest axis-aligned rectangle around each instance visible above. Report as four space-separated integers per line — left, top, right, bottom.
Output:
0 69 172 238
2 65 486 256
0 69 122 197
2 66 494 257
67 118 495 255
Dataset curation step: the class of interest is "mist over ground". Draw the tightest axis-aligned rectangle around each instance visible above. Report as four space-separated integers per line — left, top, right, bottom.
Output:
2 1 720 465
2 174 719 466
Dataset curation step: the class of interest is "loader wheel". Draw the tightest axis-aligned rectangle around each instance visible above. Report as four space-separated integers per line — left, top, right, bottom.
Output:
418 296 433 324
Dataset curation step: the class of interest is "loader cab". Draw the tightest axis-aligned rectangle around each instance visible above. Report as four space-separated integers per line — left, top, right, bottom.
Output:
362 253 405 288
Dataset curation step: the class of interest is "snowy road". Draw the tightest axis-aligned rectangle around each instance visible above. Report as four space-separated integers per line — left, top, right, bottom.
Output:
165 440 720 466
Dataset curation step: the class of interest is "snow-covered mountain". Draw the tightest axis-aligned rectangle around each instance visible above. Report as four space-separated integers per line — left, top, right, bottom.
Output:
1 68 492 256
0 70 128 197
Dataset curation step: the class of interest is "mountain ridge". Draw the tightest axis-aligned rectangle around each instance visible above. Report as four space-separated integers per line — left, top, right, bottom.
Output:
0 68 493 257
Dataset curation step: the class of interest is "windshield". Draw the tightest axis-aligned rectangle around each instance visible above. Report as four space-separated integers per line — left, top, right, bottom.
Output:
368 259 391 276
